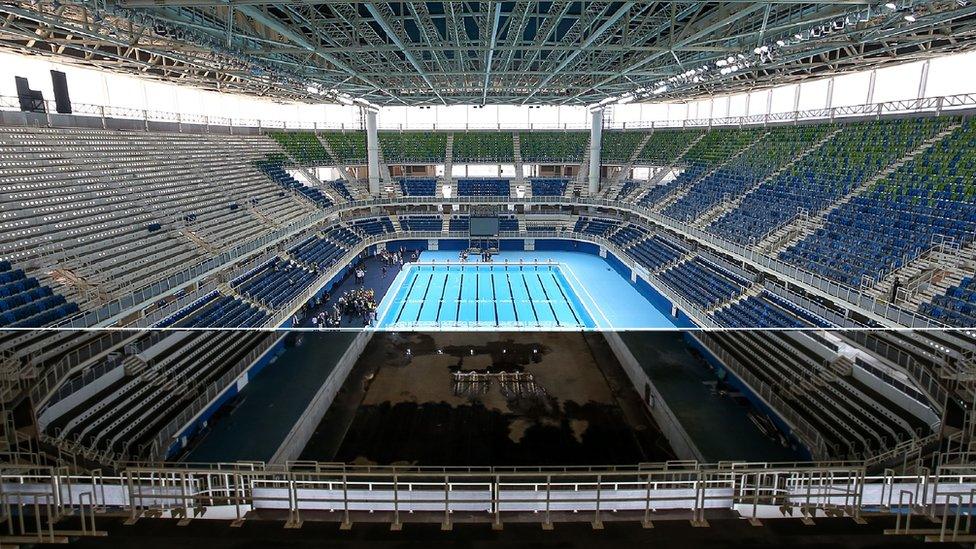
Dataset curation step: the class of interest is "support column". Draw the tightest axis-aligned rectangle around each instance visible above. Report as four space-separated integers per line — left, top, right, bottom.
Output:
366 109 380 195
588 108 603 195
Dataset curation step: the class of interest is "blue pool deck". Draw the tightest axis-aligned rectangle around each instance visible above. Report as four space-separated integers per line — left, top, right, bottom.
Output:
376 251 677 330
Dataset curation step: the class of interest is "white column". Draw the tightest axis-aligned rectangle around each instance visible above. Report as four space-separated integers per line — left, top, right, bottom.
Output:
588 108 603 194
366 109 380 194
917 60 930 99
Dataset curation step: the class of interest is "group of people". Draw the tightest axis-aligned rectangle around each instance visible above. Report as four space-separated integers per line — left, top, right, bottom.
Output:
459 249 494 262
294 247 421 329
305 287 378 327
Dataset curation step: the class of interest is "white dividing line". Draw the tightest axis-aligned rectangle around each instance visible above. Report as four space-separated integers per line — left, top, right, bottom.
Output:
375 265 414 324
549 263 612 329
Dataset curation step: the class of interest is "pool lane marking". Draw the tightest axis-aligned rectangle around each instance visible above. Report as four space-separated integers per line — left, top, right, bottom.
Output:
507 273 519 324
393 268 419 324
534 271 562 327
491 270 499 327
455 271 463 325
435 271 449 323
546 270 582 327
415 271 435 323
520 270 541 327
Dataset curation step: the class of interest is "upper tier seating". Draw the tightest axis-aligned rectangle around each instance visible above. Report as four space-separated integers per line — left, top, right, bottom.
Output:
449 216 470 231
519 131 588 163
0 127 313 306
351 217 396 236
399 215 443 231
329 180 354 201
0 260 79 327
601 131 647 164
452 132 514 163
530 177 569 196
457 178 510 196
380 132 446 163
636 129 704 165
662 125 831 221
625 234 688 271
268 132 331 163
636 128 762 208
781 119 976 286
321 131 367 164
400 177 438 196
573 217 616 237
259 162 334 207
709 118 951 245
921 276 976 327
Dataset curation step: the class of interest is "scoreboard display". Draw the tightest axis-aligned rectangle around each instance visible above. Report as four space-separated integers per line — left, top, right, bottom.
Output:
469 216 500 237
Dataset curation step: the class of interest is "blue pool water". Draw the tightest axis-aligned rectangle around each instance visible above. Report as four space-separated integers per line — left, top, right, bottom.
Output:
379 263 594 329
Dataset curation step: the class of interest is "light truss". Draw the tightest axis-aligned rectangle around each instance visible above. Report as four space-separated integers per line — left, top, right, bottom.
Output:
1 1 975 106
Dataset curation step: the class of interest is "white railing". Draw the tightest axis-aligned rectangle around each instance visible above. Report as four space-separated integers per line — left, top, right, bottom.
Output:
4 461 976 529
3 92 976 133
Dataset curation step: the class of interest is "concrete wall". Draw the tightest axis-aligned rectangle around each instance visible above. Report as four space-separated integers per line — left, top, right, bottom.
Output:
602 332 704 461
269 330 373 463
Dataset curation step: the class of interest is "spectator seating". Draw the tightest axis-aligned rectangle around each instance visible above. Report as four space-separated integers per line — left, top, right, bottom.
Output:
329 180 354 201
457 178 510 196
0 260 78 327
452 132 514 162
519 131 588 163
233 257 317 309
781 118 976 286
573 217 617 237
921 276 976 327
399 215 443 231
636 128 762 208
662 125 830 222
657 257 748 310
601 131 648 163
499 216 519 231
400 177 438 196
380 132 446 163
713 292 833 328
706 331 928 459
351 217 396 236
0 127 310 303
268 132 331 163
259 162 334 207
530 177 569 196
710 118 951 245
636 129 704 165
321 131 367 164
47 331 271 460
625 234 688 271
449 215 470 231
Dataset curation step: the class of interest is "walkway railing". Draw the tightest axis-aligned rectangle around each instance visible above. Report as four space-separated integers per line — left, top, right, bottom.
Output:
3 461 976 529
3 92 976 132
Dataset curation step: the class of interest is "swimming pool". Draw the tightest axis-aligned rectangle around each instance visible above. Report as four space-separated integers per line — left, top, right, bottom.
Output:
378 262 595 329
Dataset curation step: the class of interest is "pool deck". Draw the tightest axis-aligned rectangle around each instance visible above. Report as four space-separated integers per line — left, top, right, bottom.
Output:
377 251 677 330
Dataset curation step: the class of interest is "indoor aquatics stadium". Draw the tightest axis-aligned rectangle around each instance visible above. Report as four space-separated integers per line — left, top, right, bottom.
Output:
1 0 976 547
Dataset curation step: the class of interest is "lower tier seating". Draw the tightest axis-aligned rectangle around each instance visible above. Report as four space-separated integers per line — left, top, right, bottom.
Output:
0 260 78 327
